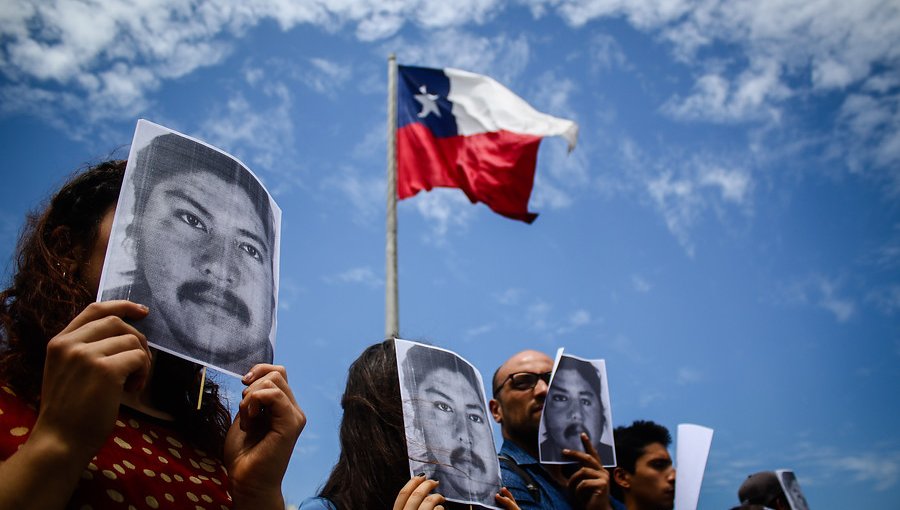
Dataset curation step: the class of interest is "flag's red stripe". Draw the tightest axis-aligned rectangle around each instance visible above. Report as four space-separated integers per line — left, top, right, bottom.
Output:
397 123 542 223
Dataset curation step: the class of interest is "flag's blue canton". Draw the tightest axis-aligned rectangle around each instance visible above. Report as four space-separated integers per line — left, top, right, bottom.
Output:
397 65 459 138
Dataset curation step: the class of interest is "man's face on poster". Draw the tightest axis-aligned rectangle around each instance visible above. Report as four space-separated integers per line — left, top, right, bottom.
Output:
136 169 273 362
414 366 496 501
545 363 605 452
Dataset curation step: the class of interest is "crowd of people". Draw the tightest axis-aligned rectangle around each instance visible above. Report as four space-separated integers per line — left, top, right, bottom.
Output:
0 161 803 510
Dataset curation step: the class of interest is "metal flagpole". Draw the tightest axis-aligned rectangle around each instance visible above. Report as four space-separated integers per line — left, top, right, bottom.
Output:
385 53 399 338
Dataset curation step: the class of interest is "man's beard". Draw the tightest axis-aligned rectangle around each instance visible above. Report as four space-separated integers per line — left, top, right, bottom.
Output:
176 280 251 326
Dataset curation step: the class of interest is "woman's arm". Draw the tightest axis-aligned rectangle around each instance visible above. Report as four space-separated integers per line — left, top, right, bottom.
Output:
0 301 151 510
225 364 306 510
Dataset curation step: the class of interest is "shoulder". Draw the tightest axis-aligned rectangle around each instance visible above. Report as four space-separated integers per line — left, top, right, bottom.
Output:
297 496 336 510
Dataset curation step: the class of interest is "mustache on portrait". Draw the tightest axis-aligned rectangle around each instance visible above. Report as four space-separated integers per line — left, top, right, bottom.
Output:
563 423 590 440
449 446 487 476
177 280 251 325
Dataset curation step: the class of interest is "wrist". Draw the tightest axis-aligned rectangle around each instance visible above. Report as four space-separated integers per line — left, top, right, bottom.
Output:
28 420 99 469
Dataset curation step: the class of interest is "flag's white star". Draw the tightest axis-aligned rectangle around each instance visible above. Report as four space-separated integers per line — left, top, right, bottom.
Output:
414 85 441 119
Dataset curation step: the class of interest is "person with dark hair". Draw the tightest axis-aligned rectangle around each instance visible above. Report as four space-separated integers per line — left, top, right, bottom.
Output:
540 356 614 465
735 470 802 510
489 350 613 510
0 161 305 509
300 340 519 510
736 471 789 510
609 421 675 510
102 132 277 376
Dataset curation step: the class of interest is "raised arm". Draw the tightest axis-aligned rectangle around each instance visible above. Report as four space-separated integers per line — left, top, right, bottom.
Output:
225 363 306 510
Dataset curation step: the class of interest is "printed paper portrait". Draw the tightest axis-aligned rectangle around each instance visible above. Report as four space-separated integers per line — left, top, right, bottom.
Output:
98 119 282 377
539 351 616 466
776 470 810 510
395 339 502 509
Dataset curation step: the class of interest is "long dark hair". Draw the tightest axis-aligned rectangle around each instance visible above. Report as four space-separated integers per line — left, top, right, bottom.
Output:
319 339 410 509
0 160 230 457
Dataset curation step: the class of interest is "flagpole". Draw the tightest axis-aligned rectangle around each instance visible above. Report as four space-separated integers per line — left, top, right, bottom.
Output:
385 53 399 338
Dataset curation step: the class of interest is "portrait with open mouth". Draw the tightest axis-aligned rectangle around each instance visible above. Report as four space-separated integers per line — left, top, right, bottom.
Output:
539 352 616 466
396 340 502 509
99 120 281 377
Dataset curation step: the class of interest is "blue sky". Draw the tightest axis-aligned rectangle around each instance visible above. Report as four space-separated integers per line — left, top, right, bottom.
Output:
2 1 899 508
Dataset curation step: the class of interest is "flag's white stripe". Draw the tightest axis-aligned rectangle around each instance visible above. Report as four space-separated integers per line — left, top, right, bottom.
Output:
445 67 578 150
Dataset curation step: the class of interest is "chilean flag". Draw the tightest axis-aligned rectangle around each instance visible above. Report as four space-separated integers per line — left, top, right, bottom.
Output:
397 65 578 223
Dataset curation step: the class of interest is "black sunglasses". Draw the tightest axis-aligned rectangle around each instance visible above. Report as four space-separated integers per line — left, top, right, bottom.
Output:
493 371 552 395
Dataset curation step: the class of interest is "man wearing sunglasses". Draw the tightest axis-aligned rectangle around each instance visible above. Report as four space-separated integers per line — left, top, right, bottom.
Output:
489 350 615 510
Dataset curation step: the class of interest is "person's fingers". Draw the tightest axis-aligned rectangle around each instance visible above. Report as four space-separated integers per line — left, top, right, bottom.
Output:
581 432 599 454
238 382 306 436
242 365 298 407
81 332 147 357
417 493 446 510
99 347 153 392
60 300 149 335
562 432 603 469
495 487 521 510
404 478 441 510
394 476 442 510
242 364 287 384
393 475 425 510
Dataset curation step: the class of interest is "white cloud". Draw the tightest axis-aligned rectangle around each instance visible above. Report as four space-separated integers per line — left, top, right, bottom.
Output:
646 170 701 257
527 299 552 331
0 1 512 129
549 0 691 29
198 79 300 194
714 441 900 494
531 175 575 210
699 165 752 204
777 274 856 323
555 308 591 335
590 32 628 73
528 71 588 212
676 366 703 385
618 140 754 256
324 266 384 288
464 323 496 339
834 91 900 192
632 274 652 293
406 188 476 244
391 29 530 84
321 165 385 224
818 280 856 323
277 277 305 311
662 58 789 123
495 288 525 306
868 285 900 316
302 57 353 95
638 389 665 408
844 453 900 491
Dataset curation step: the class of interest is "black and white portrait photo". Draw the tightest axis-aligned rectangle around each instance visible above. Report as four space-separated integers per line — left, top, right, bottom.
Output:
98 120 281 377
777 470 810 510
395 339 502 509
539 352 616 466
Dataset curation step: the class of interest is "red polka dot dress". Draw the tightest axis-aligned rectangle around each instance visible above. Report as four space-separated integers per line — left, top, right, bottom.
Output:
0 384 233 509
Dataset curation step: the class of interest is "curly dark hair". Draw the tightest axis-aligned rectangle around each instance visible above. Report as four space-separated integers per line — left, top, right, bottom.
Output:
0 160 230 457
319 339 410 509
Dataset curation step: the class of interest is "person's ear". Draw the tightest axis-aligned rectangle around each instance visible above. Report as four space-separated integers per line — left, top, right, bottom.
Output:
489 398 503 424
613 467 631 490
